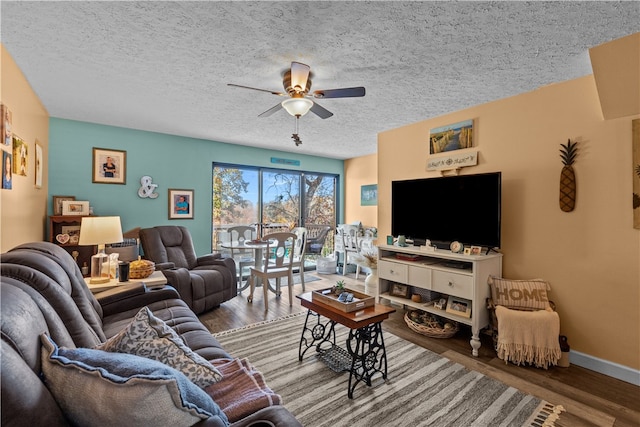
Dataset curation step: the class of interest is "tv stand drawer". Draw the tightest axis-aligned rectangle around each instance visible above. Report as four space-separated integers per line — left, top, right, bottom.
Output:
378 260 407 283
432 270 473 299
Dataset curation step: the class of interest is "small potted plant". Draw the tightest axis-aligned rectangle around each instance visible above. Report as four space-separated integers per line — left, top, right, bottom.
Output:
332 280 346 296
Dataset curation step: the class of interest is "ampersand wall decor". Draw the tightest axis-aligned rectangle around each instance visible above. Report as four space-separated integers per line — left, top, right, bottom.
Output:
138 175 159 199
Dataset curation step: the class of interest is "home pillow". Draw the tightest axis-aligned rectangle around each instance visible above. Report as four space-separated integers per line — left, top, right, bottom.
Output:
40 333 229 427
96 307 222 388
488 275 551 310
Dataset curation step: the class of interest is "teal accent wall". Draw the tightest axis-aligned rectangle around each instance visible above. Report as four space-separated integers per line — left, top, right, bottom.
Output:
49 118 344 255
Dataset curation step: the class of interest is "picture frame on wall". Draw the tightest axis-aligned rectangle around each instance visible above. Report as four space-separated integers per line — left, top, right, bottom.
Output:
2 151 12 190
445 295 472 318
168 188 194 219
35 140 43 189
62 200 90 216
53 195 75 215
92 147 126 184
429 119 474 154
360 184 378 206
12 135 27 177
1 104 12 146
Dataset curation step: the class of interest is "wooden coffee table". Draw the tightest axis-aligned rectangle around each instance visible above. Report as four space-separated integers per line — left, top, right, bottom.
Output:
296 291 395 398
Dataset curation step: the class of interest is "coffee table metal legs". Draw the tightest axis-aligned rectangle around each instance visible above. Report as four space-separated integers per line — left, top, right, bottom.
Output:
346 322 388 398
298 309 388 398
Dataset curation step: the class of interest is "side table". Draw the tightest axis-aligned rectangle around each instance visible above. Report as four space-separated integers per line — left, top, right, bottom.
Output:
85 270 167 293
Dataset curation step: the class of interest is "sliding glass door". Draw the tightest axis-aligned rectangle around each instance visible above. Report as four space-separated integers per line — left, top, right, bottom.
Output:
212 163 337 253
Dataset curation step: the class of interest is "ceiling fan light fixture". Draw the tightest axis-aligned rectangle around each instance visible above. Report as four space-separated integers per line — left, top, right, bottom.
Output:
281 97 313 117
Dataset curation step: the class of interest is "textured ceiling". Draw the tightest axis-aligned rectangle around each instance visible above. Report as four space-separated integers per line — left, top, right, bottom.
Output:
2 1 639 160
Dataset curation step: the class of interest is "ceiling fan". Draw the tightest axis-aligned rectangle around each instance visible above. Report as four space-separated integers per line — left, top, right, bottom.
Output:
227 61 366 120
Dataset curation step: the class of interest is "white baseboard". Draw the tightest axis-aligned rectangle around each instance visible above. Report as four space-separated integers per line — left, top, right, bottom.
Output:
569 350 640 386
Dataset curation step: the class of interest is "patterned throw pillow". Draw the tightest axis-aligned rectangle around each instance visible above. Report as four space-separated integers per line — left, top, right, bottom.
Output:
488 276 551 310
96 307 222 388
40 333 229 427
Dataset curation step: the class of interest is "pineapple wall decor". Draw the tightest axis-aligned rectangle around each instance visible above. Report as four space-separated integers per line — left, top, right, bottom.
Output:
559 139 578 212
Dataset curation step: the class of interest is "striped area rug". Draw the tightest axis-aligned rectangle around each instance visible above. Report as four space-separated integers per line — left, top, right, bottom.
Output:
214 313 563 427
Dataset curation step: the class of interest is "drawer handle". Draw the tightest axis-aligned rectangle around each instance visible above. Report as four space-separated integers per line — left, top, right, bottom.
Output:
448 281 454 287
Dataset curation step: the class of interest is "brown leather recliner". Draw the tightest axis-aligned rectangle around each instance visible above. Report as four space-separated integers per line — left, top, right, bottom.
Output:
139 226 237 314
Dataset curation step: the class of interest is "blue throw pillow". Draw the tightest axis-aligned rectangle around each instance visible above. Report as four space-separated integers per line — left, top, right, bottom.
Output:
40 333 229 427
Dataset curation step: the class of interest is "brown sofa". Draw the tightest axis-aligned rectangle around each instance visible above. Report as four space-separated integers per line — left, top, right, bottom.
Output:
1 242 301 426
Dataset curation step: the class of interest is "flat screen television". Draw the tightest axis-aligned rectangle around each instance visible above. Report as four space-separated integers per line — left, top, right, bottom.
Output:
391 172 501 249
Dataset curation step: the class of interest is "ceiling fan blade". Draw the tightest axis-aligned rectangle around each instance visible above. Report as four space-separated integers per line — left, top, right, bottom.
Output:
313 87 366 98
258 103 283 117
290 62 310 91
310 101 333 119
227 83 286 96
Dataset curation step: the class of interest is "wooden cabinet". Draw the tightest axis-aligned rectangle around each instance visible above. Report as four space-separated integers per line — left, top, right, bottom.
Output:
49 215 94 275
376 244 502 356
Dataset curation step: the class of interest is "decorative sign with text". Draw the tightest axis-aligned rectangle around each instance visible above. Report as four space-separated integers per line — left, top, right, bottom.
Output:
426 150 478 171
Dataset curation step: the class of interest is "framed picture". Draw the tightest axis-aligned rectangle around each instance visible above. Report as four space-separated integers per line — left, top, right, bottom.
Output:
35 140 43 189
429 119 474 154
470 246 482 255
2 104 12 146
53 195 75 215
168 188 194 219
445 296 472 318
360 184 377 206
463 247 472 255
2 151 12 190
389 283 410 298
61 225 81 244
92 147 126 184
62 200 90 216
12 135 27 177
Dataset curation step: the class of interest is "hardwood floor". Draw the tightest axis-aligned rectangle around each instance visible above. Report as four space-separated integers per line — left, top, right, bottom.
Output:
198 271 640 427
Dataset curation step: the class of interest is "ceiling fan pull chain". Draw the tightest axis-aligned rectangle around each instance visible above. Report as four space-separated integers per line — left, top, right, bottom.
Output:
292 116 302 146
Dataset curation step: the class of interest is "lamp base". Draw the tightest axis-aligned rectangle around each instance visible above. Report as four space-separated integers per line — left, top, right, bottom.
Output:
89 277 110 284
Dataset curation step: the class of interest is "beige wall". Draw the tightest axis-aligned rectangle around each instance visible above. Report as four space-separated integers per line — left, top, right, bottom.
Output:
376 75 639 370
344 153 377 228
1 45 49 251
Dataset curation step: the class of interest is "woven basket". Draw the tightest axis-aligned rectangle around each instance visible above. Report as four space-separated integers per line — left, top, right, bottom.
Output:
404 311 459 339
129 260 155 279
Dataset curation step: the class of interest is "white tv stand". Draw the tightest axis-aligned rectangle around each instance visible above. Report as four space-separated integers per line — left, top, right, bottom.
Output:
376 244 502 356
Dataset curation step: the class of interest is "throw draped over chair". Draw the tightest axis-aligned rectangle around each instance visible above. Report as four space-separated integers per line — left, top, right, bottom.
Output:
139 225 237 314
227 225 257 292
247 232 296 310
290 227 307 291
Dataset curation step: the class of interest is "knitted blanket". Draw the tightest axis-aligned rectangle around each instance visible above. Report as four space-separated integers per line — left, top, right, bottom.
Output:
495 305 561 369
205 357 282 422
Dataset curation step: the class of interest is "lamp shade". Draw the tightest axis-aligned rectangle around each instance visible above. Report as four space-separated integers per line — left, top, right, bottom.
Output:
79 216 124 246
281 97 313 117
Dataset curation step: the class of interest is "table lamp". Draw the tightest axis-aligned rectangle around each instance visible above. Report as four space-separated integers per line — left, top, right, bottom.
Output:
79 216 123 284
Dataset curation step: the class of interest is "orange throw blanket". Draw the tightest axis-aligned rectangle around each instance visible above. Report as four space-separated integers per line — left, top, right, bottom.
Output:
205 358 282 423
495 305 561 369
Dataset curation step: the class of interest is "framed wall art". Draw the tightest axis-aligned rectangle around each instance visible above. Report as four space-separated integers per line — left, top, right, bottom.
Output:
2 104 12 146
429 119 474 154
35 140 43 189
169 188 194 219
62 200 90 216
53 195 75 215
360 184 378 206
2 151 12 190
12 135 27 177
92 147 126 184
445 295 472 318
